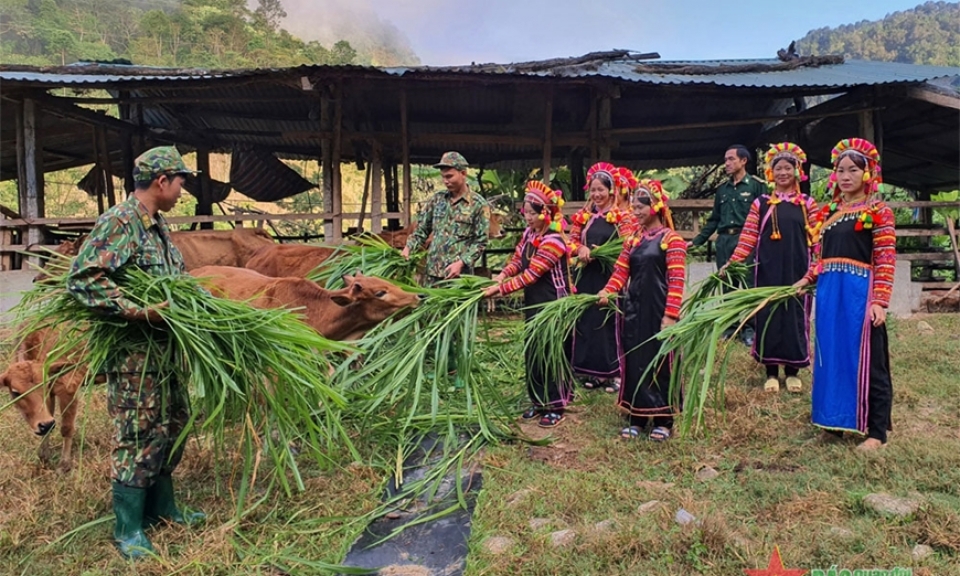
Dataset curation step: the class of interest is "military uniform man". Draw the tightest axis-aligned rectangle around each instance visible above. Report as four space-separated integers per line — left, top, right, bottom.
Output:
67 146 204 560
402 151 490 285
689 144 766 344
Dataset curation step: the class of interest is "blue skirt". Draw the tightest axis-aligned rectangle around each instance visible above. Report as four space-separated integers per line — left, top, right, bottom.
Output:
811 264 872 434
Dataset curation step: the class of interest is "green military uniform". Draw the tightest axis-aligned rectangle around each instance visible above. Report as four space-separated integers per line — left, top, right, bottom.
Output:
68 192 188 487
66 146 201 560
691 174 766 269
406 152 490 284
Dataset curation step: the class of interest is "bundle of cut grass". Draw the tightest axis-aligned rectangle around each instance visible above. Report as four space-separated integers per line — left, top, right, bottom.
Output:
11 255 358 494
521 294 608 385
682 260 753 315
640 283 812 435
328 276 528 482
309 233 424 288
571 238 623 280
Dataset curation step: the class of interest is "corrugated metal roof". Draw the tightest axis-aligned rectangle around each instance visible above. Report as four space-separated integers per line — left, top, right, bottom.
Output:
2 56 955 89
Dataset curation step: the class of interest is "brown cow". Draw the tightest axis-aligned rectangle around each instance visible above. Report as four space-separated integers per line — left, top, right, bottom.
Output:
376 212 504 249
191 266 423 341
1 360 86 471
170 227 275 270
244 244 339 278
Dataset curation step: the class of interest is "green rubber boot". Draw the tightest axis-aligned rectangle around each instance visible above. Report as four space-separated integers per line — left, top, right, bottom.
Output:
144 474 206 528
112 482 156 560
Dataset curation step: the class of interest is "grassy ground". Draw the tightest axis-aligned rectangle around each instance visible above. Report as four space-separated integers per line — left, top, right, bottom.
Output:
1 314 958 575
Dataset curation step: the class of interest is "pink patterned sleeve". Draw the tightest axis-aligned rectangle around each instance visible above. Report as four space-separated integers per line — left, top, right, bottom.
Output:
602 239 634 294
664 232 687 319
499 235 567 296
871 205 896 308
730 199 761 263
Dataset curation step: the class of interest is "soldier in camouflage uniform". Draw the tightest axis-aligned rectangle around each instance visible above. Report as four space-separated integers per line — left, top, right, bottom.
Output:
402 151 490 285
689 144 766 345
66 146 204 560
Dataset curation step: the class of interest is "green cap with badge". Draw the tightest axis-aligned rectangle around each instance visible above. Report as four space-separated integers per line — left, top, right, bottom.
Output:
133 146 198 183
433 151 469 171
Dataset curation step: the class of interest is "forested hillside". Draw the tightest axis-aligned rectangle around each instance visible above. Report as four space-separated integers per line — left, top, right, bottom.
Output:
0 0 412 68
796 1 959 66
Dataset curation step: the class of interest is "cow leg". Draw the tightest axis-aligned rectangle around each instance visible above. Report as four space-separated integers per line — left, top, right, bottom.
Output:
57 391 80 472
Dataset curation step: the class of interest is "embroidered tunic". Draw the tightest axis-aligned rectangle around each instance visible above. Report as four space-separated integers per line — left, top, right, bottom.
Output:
729 192 817 367
499 229 573 410
604 227 686 419
567 208 638 379
804 198 896 435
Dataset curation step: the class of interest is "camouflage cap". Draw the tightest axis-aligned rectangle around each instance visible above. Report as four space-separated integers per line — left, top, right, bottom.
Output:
433 151 468 171
133 146 198 183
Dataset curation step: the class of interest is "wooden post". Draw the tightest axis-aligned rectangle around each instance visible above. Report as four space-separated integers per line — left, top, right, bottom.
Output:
332 81 343 241
118 91 135 193
320 91 334 241
401 89 413 227
598 96 612 161
95 126 116 207
371 142 383 233
0 211 11 271
542 91 553 183
196 147 213 230
386 162 400 230
588 96 598 163
16 98 45 255
357 161 372 232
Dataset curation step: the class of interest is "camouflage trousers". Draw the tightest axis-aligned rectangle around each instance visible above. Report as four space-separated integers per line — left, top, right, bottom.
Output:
107 355 189 488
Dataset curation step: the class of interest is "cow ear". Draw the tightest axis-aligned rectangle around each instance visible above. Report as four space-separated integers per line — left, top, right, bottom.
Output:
341 274 354 285
330 295 352 306
0 372 8 389
350 281 363 294
48 361 70 375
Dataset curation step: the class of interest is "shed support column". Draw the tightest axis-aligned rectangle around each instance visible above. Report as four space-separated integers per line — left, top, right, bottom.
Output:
542 91 553 183
371 142 383 234
598 96 612 161
401 89 413 227
196 147 213 230
332 81 344 241
16 98 45 255
321 92 334 241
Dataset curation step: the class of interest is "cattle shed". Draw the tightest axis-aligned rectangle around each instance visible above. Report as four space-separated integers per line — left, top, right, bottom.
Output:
1 50 958 252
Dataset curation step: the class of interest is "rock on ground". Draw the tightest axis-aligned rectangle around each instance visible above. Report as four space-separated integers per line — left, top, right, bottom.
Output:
912 544 934 561
482 536 515 555
550 529 576 548
862 493 921 517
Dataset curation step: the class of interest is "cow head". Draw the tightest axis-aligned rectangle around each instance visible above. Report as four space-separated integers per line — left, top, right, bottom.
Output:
0 361 59 436
335 274 424 322
32 235 85 283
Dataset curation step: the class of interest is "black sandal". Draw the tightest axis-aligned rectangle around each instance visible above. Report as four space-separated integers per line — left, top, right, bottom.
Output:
521 408 540 420
582 377 600 390
538 412 565 428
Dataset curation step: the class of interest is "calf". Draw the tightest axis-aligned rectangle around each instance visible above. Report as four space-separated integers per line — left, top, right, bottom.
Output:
1 360 86 471
170 227 276 270
191 266 423 340
244 244 339 278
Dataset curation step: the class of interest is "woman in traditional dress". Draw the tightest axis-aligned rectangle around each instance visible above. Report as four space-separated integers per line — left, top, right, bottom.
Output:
721 143 817 393
598 180 687 441
794 138 896 451
568 163 639 393
483 181 573 428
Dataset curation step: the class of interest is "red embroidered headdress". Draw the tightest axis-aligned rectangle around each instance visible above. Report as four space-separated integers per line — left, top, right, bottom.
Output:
635 179 675 230
829 138 882 200
524 180 565 232
764 142 808 188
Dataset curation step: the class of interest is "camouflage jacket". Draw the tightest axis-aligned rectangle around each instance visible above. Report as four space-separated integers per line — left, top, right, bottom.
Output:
406 188 489 278
67 194 185 320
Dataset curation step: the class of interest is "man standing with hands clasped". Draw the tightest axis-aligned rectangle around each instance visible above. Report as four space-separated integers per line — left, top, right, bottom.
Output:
688 144 766 345
402 151 490 285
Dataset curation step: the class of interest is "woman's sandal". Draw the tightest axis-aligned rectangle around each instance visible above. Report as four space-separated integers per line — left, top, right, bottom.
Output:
538 412 565 428
604 379 621 394
521 408 540 420
649 426 672 442
620 426 642 439
582 378 600 390
785 376 802 393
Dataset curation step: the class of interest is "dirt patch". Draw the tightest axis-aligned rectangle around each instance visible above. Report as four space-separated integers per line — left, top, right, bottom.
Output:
379 565 432 576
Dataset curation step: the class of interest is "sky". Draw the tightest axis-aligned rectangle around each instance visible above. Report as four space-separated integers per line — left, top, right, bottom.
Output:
281 0 934 65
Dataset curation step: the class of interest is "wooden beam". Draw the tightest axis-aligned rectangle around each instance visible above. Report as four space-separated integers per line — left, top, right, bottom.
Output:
332 81 343 241
320 91 334 240
357 161 371 232
905 85 960 110
370 142 383 233
542 90 553 182
196 146 213 229
400 89 413 227
598 96 611 160
15 98 45 255
95 125 116 207
0 212 408 228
